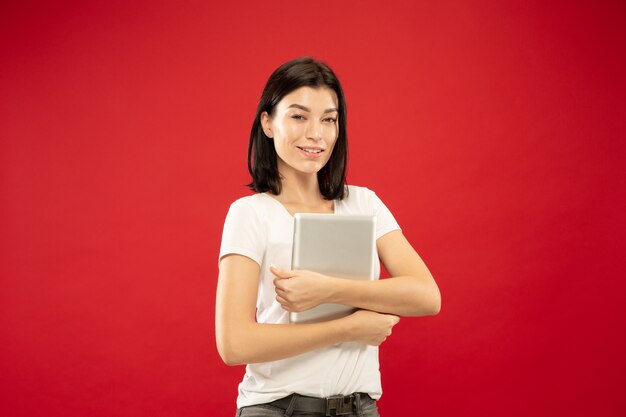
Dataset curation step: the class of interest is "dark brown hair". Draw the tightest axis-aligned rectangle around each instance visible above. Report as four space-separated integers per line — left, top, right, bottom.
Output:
247 57 348 200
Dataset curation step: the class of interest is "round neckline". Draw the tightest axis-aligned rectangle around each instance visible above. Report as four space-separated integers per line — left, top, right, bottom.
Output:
260 193 337 218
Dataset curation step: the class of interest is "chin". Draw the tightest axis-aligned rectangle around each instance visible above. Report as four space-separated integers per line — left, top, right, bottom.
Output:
296 168 322 176
299 162 327 174
280 157 329 176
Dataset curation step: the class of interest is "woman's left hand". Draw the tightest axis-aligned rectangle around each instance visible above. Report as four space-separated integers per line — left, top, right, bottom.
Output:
270 265 333 312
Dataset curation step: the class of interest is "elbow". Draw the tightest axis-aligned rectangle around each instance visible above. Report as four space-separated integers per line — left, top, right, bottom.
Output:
429 285 441 316
216 330 246 366
217 343 240 366
414 280 441 317
217 341 246 366
219 350 244 367
407 274 441 317
430 294 441 316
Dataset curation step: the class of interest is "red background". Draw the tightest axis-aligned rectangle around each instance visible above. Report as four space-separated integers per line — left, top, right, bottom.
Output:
1 1 625 416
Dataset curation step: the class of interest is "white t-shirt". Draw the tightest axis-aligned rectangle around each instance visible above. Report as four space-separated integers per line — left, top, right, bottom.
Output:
218 185 401 409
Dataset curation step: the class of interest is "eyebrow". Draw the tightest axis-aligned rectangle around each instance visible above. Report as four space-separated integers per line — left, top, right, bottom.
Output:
287 104 338 114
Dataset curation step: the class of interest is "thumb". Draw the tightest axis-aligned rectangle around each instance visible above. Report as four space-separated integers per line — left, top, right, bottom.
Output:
269 264 293 279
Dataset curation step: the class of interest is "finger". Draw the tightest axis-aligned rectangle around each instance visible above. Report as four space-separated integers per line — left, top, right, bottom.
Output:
273 277 285 289
274 286 288 297
269 265 293 279
275 295 293 311
273 279 290 293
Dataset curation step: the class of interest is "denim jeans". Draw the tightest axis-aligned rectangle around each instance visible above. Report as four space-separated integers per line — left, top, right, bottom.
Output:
235 393 380 417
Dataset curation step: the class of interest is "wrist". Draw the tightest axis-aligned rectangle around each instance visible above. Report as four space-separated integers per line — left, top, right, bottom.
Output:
325 275 346 304
333 312 356 343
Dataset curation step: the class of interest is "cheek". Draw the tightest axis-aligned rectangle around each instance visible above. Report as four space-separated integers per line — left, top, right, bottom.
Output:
286 123 305 139
324 136 339 159
327 141 338 156
275 122 302 143
322 124 338 139
324 126 338 145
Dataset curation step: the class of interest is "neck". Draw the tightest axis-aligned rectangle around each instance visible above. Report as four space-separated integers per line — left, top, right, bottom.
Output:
275 162 324 204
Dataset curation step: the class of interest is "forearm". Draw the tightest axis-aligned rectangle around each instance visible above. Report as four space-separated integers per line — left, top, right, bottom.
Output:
329 275 441 317
217 317 349 366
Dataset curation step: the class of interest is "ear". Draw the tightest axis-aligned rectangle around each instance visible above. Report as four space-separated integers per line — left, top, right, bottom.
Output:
260 111 273 138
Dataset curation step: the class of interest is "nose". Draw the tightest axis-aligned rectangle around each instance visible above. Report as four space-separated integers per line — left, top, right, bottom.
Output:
305 120 322 141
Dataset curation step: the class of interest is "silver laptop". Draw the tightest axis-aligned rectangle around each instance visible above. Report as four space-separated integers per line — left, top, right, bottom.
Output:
289 213 377 324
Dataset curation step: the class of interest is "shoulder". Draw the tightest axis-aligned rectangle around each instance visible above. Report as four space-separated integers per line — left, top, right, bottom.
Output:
344 185 400 236
343 185 395 214
345 184 375 196
229 193 265 209
344 184 378 203
228 193 278 212
339 185 380 212
224 193 272 221
220 194 269 265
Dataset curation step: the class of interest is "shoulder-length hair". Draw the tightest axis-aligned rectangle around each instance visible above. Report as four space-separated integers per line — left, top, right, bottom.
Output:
247 56 348 200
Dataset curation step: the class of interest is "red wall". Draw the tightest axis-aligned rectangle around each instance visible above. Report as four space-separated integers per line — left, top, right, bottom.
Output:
1 1 625 416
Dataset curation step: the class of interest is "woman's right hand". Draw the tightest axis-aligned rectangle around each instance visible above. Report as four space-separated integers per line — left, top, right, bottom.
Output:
343 309 400 346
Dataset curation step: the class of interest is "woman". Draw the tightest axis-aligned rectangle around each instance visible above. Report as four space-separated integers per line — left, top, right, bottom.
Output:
216 57 440 417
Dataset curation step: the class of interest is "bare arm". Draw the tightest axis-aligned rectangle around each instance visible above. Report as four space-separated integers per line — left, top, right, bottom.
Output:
215 254 399 366
273 230 441 317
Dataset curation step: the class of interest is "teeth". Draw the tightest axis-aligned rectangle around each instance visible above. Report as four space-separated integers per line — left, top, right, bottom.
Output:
300 147 322 153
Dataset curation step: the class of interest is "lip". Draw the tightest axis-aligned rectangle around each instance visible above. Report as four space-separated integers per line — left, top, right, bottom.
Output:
297 146 325 159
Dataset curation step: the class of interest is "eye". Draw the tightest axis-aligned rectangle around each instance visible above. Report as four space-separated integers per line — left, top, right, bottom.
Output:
291 114 305 120
323 117 337 123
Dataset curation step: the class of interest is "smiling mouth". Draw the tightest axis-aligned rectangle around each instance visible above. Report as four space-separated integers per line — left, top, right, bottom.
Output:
297 146 324 154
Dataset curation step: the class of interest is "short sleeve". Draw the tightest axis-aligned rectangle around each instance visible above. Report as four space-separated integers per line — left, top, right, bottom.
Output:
371 190 401 239
218 199 266 267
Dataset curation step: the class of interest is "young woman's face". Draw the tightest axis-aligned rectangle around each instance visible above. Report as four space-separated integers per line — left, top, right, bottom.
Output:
262 86 339 178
